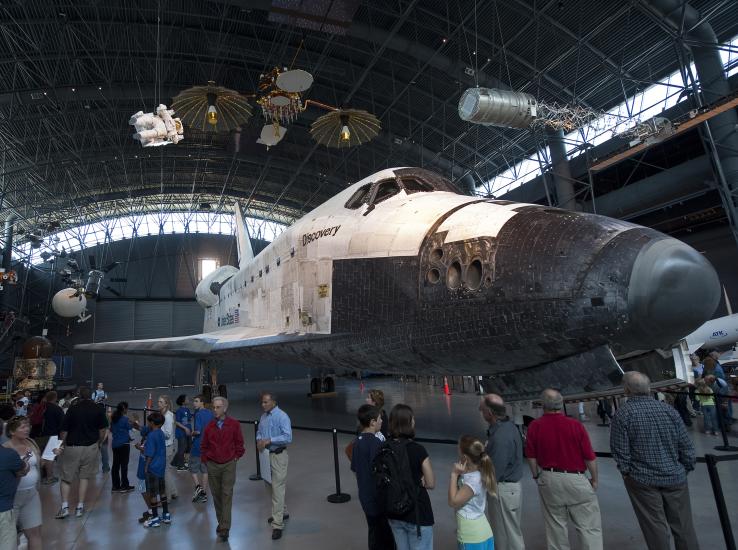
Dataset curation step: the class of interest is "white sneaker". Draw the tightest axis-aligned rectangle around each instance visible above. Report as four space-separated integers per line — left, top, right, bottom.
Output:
75 507 84 518
55 507 69 519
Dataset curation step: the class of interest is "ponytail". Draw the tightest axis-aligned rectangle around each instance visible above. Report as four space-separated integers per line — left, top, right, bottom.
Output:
478 453 497 497
112 401 128 424
459 435 497 496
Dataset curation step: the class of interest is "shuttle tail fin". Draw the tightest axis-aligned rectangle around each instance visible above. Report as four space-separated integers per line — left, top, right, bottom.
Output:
234 202 254 269
724 285 733 316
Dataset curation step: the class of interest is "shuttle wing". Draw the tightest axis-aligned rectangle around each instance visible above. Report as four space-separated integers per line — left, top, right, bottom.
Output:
74 327 338 358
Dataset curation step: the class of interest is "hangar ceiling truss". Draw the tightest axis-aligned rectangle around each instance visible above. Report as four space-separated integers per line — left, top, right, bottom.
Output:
0 0 737 247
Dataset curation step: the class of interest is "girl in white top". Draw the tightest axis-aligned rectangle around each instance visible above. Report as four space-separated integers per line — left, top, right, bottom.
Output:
448 435 497 550
3 416 42 550
158 395 178 500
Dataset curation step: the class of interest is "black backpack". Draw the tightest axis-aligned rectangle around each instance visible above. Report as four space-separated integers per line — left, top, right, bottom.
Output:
372 439 421 535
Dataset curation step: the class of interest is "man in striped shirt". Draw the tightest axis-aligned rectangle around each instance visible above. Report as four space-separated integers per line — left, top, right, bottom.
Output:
610 371 699 550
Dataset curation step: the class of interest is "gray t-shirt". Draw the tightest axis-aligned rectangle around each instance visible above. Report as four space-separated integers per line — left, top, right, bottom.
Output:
485 418 524 483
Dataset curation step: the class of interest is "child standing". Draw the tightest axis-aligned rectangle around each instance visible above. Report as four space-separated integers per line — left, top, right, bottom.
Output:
696 378 718 435
135 424 153 523
448 435 497 550
143 412 171 527
173 395 192 471
350 404 396 550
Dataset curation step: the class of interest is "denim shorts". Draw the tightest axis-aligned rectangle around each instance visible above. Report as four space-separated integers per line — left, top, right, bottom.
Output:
189 454 207 474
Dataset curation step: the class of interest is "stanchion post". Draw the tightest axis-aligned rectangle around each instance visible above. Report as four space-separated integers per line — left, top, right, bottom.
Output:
249 420 263 481
705 454 737 550
714 394 738 452
326 429 350 503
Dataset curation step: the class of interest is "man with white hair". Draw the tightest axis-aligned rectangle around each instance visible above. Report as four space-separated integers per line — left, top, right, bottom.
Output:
525 388 602 550
200 396 245 542
610 371 699 550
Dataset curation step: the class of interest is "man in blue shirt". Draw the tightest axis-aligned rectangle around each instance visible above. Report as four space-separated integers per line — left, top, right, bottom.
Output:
189 395 214 503
611 371 698 550
0 443 29 549
256 392 292 540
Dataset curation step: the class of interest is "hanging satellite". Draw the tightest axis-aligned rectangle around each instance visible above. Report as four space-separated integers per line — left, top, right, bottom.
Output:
172 81 253 133
310 108 381 148
129 104 184 147
252 66 380 149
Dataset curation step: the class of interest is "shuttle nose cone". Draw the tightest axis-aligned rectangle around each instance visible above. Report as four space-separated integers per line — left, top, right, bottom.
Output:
627 238 720 346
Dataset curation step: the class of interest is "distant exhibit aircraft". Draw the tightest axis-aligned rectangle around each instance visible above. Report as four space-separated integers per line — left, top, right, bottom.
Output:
76 168 721 400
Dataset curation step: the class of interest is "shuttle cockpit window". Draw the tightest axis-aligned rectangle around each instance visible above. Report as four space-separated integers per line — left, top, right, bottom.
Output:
393 167 462 194
399 177 434 194
344 183 373 209
371 179 401 205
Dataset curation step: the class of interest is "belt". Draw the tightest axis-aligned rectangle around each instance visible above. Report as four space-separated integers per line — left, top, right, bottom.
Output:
269 447 287 454
543 467 585 474
498 480 521 484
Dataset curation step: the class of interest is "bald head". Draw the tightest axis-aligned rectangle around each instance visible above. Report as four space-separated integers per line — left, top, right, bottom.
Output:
479 393 506 423
541 389 564 411
622 371 651 396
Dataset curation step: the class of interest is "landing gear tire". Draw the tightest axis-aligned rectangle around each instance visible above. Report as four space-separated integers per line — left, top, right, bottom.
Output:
202 384 213 404
322 376 335 393
310 377 321 395
217 384 228 398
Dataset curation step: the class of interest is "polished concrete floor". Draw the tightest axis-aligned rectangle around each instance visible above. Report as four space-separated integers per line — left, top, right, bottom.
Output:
29 378 738 549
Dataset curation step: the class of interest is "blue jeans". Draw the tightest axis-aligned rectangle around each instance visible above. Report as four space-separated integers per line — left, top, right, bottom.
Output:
702 405 717 433
388 519 433 550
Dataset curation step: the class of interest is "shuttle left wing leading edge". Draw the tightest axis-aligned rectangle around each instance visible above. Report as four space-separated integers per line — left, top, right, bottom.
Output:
74 327 340 358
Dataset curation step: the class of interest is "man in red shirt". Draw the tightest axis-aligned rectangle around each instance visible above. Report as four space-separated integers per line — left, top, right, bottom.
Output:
525 389 602 550
200 397 245 542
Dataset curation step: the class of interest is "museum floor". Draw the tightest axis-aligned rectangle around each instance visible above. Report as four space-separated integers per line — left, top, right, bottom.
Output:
34 378 737 549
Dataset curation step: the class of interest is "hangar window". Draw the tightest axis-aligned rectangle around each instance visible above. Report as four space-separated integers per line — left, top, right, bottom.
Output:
345 183 372 209
199 258 219 281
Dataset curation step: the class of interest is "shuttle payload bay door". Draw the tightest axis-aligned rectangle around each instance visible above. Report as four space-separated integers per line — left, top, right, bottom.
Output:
298 259 332 333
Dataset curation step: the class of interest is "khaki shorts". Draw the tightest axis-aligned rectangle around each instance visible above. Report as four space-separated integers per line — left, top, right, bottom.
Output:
60 444 100 482
0 509 16 550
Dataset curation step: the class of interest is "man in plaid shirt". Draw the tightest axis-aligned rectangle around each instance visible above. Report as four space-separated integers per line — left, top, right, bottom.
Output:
610 371 699 550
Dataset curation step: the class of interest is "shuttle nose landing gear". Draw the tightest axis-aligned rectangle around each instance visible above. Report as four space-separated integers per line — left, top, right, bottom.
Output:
309 375 336 398
197 359 227 403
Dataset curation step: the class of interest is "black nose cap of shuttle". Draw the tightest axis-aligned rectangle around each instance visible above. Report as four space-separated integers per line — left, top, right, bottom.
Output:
627 238 720 346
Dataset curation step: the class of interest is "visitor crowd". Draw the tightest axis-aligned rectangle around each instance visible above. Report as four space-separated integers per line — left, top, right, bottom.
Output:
0 358 733 549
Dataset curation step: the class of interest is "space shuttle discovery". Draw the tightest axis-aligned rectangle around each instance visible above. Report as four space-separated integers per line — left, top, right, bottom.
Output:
76 167 721 399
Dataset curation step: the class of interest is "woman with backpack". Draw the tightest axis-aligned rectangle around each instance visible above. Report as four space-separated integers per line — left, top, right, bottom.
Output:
384 404 435 550
448 435 497 550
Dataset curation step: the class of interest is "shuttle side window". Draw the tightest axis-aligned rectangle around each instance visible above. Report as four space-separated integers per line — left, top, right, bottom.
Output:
371 179 401 205
344 183 372 209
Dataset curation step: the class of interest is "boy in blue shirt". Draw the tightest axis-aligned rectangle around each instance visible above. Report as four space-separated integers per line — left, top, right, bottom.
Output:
134 424 153 524
143 412 171 528
351 404 395 550
189 394 215 503
173 394 192 471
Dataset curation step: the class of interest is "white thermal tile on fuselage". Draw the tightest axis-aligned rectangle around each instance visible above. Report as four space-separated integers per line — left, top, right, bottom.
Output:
436 201 522 244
